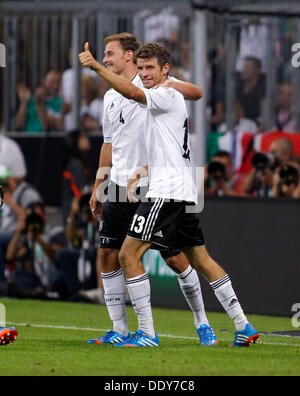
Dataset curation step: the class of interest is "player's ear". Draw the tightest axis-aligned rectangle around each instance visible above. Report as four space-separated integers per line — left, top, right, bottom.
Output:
126 50 134 62
162 63 170 77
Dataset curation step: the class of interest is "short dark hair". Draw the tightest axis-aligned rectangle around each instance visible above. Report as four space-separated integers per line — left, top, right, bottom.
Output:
26 201 45 213
134 42 170 70
244 56 262 70
104 33 141 53
213 150 232 160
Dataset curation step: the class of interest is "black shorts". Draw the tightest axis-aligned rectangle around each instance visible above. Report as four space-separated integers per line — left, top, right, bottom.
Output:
99 200 139 250
127 198 205 252
99 184 185 258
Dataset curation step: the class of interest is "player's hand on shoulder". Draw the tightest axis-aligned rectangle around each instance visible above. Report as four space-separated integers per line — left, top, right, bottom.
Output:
160 79 171 88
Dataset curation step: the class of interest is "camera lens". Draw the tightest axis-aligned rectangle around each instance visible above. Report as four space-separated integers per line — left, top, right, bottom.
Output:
252 153 268 171
279 165 299 186
207 161 226 181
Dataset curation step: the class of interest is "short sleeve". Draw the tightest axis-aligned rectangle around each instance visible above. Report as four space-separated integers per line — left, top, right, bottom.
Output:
142 87 175 112
102 95 113 143
168 76 180 83
102 116 113 143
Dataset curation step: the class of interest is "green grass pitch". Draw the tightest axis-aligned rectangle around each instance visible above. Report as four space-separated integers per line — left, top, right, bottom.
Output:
0 298 299 376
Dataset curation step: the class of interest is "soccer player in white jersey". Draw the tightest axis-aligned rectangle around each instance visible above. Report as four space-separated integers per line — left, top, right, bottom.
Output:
83 34 217 347
79 40 259 348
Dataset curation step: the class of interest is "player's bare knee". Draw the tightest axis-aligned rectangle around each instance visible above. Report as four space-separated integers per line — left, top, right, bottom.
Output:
98 248 119 272
165 254 189 274
118 248 130 269
193 256 214 274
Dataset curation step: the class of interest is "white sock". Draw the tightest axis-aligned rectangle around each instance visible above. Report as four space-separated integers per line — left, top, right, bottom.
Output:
177 266 209 328
210 274 248 331
101 269 128 336
126 273 155 338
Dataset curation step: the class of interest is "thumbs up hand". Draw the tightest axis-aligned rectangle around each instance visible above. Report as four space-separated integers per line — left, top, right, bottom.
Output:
79 42 100 72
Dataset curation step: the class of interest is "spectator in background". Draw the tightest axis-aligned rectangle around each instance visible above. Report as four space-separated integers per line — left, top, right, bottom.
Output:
80 75 103 133
56 195 100 301
0 133 28 294
210 101 226 132
277 19 293 83
0 166 42 295
207 101 258 171
62 48 100 106
5 201 66 298
209 40 226 121
139 7 179 45
218 100 258 135
78 248 105 304
243 137 295 197
236 57 266 125
205 151 240 197
178 42 192 83
63 75 104 133
235 19 268 73
272 164 300 199
274 83 296 133
16 70 63 133
269 137 295 166
0 133 27 183
61 130 92 222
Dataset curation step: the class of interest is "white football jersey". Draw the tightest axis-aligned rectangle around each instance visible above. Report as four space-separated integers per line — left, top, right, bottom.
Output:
102 73 148 187
141 86 198 204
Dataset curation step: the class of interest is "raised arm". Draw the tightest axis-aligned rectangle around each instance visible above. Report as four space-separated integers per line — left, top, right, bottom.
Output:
164 79 202 101
79 43 146 105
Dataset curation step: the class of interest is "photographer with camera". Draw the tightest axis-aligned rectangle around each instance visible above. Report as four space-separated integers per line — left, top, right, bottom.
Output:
243 137 295 197
0 165 42 295
56 194 100 301
205 151 239 197
271 164 300 199
5 202 66 298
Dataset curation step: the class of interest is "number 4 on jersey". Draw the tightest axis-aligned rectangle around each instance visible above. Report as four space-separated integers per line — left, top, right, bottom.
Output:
120 111 125 124
183 119 191 161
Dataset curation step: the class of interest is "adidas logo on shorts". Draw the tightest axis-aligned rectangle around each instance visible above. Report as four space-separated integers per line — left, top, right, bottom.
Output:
154 230 163 238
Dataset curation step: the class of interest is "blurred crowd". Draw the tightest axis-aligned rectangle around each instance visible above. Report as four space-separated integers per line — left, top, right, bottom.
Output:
0 9 300 300
16 68 109 135
0 131 103 302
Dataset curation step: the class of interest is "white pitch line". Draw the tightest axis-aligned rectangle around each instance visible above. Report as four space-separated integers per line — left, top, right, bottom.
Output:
7 322 109 333
7 322 300 347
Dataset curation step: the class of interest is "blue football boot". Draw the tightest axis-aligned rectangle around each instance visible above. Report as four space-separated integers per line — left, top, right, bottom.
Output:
115 330 160 347
230 323 259 347
197 324 218 346
87 330 130 345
